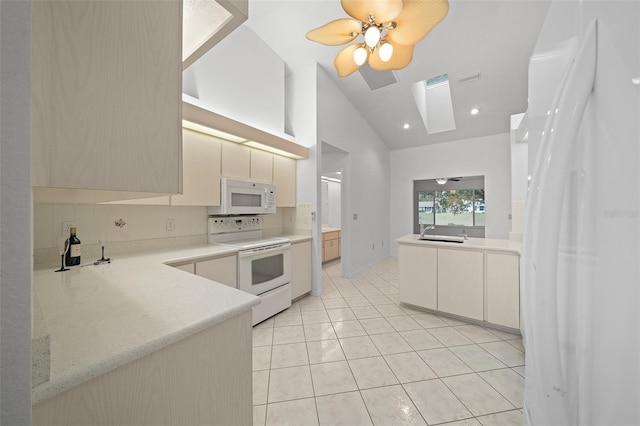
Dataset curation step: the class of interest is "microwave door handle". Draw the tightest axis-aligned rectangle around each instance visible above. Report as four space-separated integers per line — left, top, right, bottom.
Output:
238 243 291 258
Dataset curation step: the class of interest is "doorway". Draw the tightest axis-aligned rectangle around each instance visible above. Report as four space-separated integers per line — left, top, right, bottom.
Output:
320 142 347 267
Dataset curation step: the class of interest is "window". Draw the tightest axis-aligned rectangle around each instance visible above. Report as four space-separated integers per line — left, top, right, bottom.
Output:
414 176 485 236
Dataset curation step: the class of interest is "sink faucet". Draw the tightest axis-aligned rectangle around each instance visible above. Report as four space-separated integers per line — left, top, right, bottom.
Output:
420 224 435 238
457 230 469 240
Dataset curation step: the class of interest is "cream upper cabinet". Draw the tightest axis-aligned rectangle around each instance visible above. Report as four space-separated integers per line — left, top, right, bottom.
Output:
31 1 182 201
221 142 251 180
291 240 312 300
273 155 296 207
171 129 222 206
437 248 484 321
486 252 520 329
399 245 438 310
250 150 274 183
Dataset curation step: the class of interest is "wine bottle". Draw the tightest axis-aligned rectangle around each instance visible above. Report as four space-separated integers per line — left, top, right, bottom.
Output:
65 227 81 266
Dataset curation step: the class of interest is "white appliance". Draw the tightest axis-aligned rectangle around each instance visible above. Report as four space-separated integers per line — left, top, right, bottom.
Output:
208 216 291 325
207 178 276 215
522 2 639 425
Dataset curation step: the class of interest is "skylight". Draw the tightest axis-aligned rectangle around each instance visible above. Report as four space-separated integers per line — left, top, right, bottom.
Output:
411 73 457 134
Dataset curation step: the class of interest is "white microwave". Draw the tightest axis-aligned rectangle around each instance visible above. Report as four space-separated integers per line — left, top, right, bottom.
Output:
208 178 276 215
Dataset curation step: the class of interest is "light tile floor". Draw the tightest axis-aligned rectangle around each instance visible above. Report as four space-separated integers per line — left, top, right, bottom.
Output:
253 257 525 426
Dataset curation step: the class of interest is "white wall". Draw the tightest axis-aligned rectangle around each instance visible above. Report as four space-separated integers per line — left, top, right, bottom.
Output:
320 181 342 229
316 68 391 276
0 1 32 422
285 63 321 293
390 133 512 254
184 25 286 137
327 182 341 228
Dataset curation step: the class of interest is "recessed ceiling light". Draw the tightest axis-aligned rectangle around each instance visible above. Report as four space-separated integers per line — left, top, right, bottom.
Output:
403 123 410 129
470 107 480 115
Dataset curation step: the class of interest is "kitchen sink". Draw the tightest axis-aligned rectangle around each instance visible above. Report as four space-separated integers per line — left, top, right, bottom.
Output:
418 235 465 243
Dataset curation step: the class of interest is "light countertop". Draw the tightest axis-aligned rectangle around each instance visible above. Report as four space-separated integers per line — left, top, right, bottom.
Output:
321 227 341 233
396 234 521 255
283 234 313 243
32 244 259 404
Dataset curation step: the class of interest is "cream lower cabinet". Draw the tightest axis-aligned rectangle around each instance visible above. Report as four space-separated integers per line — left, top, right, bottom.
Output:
171 129 222 206
291 240 312 300
398 245 437 310
33 311 252 426
437 248 484 321
195 256 237 288
486 252 520 329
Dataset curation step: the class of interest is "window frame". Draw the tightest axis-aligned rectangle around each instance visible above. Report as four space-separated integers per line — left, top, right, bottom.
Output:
413 176 485 236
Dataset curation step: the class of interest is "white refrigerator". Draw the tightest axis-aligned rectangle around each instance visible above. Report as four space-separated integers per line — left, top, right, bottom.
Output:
522 1 640 425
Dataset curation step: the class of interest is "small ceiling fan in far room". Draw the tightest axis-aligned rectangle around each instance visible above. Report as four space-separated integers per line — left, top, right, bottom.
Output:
306 0 449 77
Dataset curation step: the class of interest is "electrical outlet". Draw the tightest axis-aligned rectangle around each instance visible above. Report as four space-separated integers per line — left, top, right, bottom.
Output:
353 213 358 220
61 221 75 236
166 219 175 231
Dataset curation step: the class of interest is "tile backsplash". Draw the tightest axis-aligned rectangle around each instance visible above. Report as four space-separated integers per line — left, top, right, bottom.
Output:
33 203 309 268
33 203 209 268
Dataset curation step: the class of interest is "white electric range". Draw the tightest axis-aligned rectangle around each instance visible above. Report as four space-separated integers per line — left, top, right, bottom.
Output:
208 216 291 325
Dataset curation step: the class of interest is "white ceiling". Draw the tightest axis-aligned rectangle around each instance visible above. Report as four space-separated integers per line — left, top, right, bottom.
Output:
244 0 550 151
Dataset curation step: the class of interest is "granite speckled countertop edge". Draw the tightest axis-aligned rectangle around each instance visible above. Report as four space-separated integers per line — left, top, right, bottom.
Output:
31 244 260 404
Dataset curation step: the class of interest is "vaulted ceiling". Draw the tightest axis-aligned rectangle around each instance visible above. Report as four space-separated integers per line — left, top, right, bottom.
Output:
244 0 550 150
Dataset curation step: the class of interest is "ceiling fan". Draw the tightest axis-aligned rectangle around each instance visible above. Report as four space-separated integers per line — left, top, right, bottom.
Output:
306 0 449 77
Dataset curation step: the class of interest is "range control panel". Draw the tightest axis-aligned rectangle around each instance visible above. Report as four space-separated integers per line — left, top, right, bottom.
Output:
208 215 263 234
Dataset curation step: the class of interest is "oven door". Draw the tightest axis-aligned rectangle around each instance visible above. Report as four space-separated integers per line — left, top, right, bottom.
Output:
238 243 291 295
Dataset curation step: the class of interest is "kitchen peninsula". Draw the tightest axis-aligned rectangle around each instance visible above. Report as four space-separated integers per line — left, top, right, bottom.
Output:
31 245 259 426
397 234 521 331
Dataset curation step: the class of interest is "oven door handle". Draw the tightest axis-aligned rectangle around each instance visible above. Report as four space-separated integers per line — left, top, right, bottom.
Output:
238 243 291 258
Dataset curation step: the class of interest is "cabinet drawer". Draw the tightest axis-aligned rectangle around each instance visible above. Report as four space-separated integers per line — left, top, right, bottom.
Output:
322 231 340 242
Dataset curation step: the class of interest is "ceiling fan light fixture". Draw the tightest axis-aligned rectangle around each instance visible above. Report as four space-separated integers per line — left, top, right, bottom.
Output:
353 46 368 66
364 26 381 48
307 0 449 77
379 42 393 62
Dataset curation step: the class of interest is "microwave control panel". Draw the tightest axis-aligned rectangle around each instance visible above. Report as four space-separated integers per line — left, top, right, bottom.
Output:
208 215 262 234
266 190 275 208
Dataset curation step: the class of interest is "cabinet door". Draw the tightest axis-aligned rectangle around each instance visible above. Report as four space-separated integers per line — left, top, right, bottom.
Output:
171 129 222 206
250 150 273 184
273 155 296 207
398 245 438 310
195 256 237 288
486 253 520 329
291 241 312 300
172 263 195 274
437 248 484 320
221 142 250 180
31 0 181 195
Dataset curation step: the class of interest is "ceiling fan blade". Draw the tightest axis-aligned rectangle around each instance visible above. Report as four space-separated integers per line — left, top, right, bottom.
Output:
334 44 364 77
369 43 413 71
306 18 362 46
341 0 403 24
386 0 449 46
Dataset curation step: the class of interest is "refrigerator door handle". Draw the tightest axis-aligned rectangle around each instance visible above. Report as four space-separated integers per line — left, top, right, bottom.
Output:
522 20 597 424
